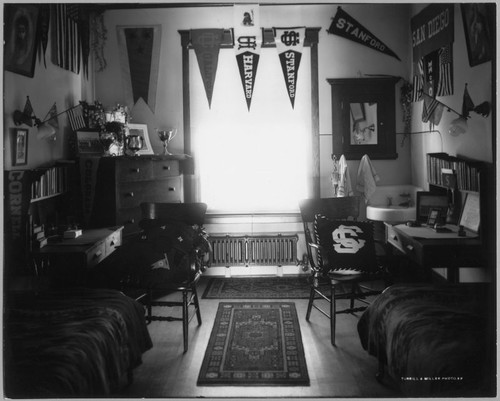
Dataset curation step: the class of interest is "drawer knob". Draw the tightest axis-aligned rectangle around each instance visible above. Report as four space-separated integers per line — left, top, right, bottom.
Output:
391 235 398 241
126 192 134 197
127 218 135 224
168 187 176 191
163 165 171 170
93 250 103 259
131 168 140 173
110 241 115 246
406 245 414 252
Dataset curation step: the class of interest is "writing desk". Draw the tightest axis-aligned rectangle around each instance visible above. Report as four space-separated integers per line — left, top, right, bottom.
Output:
385 223 484 283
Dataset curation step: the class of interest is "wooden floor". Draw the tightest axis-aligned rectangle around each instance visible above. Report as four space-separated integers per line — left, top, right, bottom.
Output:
117 275 402 399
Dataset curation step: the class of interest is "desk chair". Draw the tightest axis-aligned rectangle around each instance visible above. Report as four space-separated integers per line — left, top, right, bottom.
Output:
121 202 210 353
299 196 390 346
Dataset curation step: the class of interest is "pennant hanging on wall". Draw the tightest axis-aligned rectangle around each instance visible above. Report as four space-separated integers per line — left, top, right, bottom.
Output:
327 7 401 61
191 29 224 108
234 4 261 111
117 25 161 112
274 27 305 109
37 4 50 68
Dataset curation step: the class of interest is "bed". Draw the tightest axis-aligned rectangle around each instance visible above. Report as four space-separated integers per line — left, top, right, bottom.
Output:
4 287 153 398
357 283 495 397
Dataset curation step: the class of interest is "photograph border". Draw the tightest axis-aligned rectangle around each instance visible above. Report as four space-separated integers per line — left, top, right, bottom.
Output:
127 123 154 155
4 4 39 77
13 128 29 166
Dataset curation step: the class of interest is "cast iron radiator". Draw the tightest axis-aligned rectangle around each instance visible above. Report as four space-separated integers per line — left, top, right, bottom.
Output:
209 234 298 267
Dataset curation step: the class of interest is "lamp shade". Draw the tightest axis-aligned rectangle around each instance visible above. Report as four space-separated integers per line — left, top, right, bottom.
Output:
37 123 56 140
448 117 468 137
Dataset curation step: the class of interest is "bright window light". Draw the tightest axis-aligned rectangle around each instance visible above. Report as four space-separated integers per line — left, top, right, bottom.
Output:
192 48 310 213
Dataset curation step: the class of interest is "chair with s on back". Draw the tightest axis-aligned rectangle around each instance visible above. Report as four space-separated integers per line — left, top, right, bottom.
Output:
299 196 390 346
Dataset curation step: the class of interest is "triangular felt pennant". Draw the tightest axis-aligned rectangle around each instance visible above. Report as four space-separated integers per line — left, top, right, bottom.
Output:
37 4 50 68
44 102 59 130
462 84 475 117
234 4 261 111
274 27 306 109
328 7 401 61
191 29 224 108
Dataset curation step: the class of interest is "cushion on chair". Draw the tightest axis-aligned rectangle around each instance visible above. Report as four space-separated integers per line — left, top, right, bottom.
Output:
314 214 379 275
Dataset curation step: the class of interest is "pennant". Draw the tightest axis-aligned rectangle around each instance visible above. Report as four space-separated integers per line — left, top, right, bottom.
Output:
328 7 400 61
274 27 305 108
67 104 86 132
422 90 444 125
461 84 475 117
411 58 424 102
44 102 59 130
23 96 34 126
191 29 224 108
38 4 50 68
234 4 261 111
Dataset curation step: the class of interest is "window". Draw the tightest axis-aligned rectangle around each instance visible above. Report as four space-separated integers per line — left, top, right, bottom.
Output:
192 48 311 213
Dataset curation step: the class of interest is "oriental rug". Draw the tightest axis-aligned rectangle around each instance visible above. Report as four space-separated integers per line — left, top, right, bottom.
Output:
202 276 316 299
197 302 309 386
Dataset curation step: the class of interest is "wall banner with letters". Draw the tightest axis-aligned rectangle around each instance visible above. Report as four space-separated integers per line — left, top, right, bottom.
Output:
234 4 261 111
411 4 454 60
274 27 305 109
328 7 400 61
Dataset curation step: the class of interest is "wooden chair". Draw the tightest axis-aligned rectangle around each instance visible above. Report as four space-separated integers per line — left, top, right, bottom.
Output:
122 202 209 353
298 196 390 346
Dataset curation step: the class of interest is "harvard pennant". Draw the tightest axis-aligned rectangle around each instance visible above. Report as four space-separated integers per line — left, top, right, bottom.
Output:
274 27 305 108
328 7 400 61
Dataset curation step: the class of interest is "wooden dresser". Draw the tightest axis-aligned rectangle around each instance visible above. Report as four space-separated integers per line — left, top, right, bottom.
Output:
86 155 189 237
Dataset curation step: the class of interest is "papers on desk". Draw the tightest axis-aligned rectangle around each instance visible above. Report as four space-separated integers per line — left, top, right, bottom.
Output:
394 224 479 239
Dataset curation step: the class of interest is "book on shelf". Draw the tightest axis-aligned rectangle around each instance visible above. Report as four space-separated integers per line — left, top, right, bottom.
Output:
32 236 48 249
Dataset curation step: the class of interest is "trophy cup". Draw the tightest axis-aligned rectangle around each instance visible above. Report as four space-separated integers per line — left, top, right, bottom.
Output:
156 128 177 155
125 134 144 156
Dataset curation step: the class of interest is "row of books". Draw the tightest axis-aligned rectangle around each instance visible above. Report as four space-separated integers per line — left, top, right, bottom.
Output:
31 166 69 201
426 153 481 192
31 222 48 249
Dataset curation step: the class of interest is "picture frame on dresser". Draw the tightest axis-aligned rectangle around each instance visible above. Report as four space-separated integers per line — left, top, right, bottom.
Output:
459 193 480 234
127 124 153 155
12 128 28 166
76 131 102 155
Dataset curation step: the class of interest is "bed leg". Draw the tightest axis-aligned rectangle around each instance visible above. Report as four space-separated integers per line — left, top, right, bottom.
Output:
375 360 385 383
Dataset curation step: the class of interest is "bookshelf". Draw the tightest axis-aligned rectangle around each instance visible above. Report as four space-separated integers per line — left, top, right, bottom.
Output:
31 165 70 202
426 152 483 192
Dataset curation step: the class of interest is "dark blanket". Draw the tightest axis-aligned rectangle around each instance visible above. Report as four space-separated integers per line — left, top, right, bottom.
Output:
4 288 152 398
357 283 495 397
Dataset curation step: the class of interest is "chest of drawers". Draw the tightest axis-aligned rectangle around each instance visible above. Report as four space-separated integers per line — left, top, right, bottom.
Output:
87 156 186 237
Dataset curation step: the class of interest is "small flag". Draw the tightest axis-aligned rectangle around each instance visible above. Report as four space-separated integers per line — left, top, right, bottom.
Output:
422 91 444 125
67 104 86 131
23 96 34 126
436 44 453 96
412 58 424 102
461 84 475 117
44 103 59 130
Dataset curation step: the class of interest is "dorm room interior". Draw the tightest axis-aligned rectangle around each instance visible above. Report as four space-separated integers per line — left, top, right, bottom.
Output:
2 2 497 399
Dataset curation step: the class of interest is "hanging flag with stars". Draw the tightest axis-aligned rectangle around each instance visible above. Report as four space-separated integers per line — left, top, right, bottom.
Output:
328 7 401 61
274 27 305 109
412 58 424 102
234 4 261 111
436 44 453 96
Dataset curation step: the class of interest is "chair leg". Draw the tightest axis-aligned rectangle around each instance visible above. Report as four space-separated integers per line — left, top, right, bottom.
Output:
306 284 315 321
330 283 336 346
182 289 189 353
192 284 202 326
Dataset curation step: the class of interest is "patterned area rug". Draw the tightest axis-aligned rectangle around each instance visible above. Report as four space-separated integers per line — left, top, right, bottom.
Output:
202 276 315 299
197 302 309 386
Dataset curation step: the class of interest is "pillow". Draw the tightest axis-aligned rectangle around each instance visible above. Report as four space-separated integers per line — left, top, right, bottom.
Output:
314 214 378 274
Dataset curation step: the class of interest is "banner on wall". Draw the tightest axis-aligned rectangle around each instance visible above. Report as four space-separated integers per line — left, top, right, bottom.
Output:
411 4 454 60
234 4 261 111
274 27 305 109
117 26 161 113
412 43 453 102
192 29 224 108
327 7 401 61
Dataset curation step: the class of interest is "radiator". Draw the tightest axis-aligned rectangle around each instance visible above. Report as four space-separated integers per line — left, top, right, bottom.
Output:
209 234 298 267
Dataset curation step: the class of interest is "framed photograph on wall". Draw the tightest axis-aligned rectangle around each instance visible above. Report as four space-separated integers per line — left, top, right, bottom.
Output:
13 128 29 166
76 131 102 155
4 4 39 77
127 124 153 155
461 4 494 67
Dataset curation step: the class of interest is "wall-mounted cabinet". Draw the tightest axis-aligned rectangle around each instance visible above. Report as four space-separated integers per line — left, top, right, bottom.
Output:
328 77 398 160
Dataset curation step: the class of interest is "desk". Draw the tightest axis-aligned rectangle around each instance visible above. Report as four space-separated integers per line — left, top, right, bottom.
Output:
33 226 123 286
385 223 484 283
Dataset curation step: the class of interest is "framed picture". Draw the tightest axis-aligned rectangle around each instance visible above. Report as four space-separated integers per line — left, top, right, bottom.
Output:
76 131 102 155
461 4 494 67
459 193 480 233
13 128 28 166
126 124 153 155
4 4 39 77
427 208 441 226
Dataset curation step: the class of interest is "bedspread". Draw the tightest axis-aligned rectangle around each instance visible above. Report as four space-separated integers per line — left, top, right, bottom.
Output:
357 283 495 397
4 288 153 398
